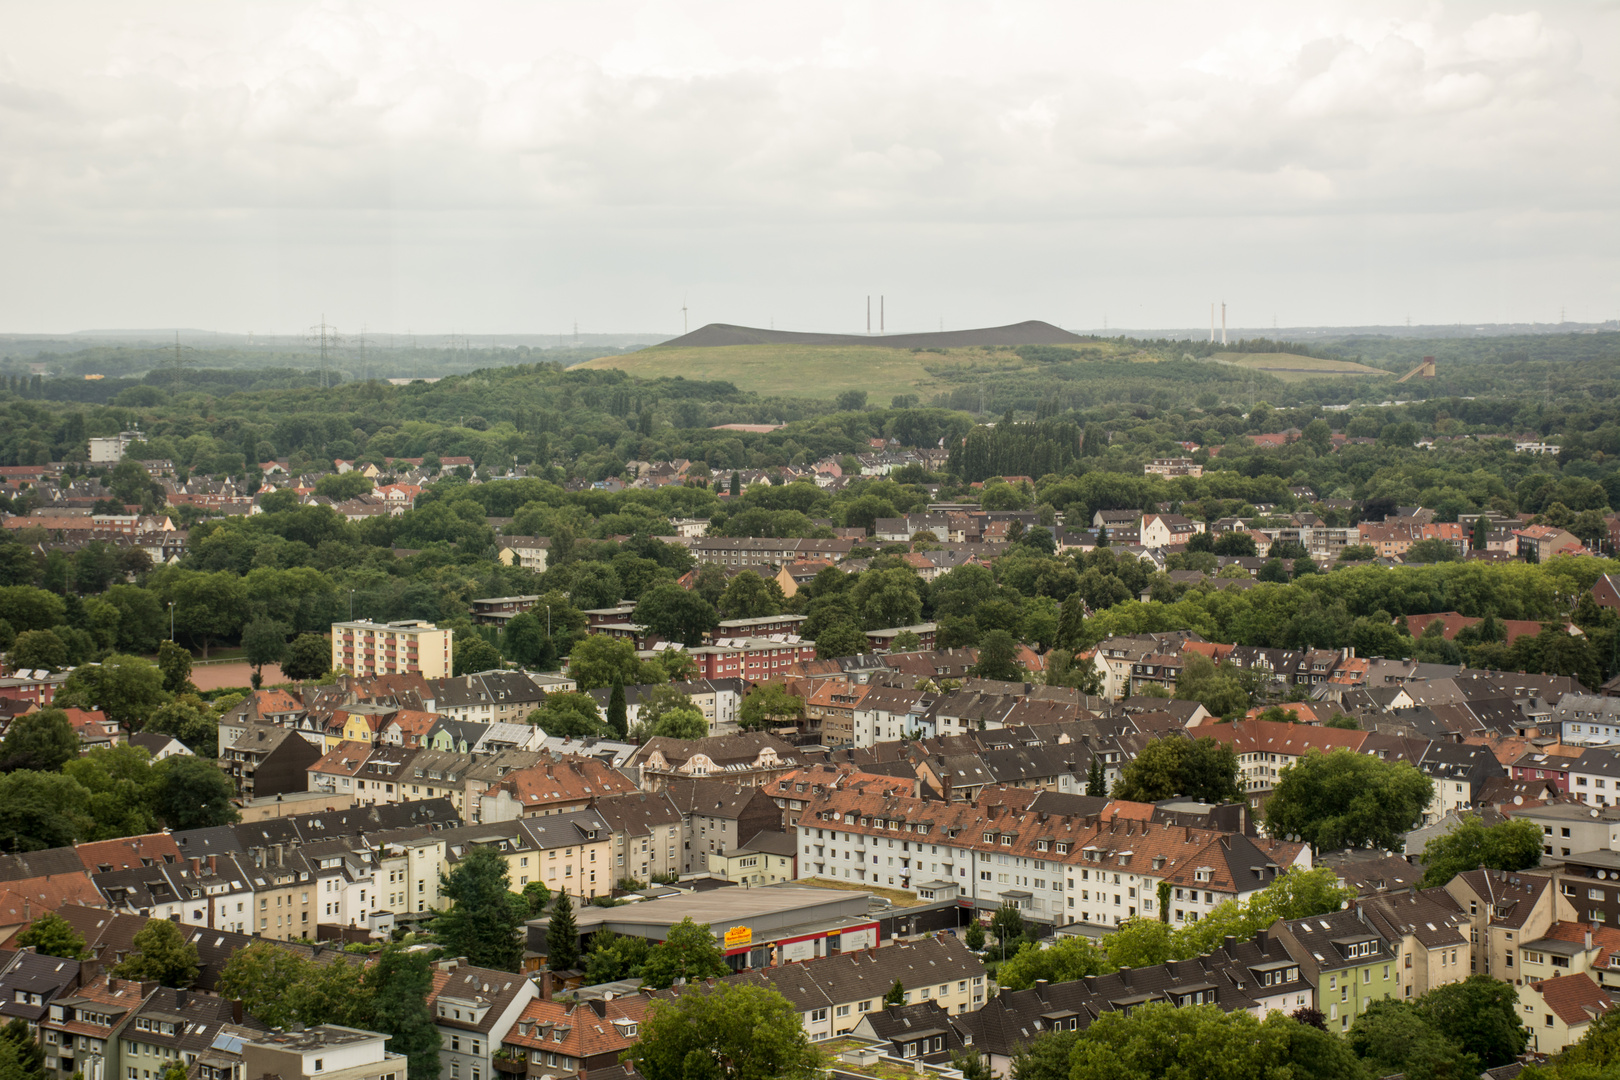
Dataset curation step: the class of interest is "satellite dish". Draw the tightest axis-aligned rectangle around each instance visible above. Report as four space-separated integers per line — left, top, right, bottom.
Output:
1600 870 1608 880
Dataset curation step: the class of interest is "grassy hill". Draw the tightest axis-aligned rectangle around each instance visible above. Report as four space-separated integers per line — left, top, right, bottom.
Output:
573 343 1066 401
1217 353 1390 382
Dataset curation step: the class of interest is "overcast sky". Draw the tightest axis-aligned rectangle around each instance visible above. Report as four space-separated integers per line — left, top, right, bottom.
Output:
1 1 1616 336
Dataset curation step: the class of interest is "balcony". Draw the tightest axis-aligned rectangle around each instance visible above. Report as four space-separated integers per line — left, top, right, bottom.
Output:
492 1051 527 1076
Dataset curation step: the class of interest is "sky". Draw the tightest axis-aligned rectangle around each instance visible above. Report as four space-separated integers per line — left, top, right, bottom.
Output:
1 0 1617 336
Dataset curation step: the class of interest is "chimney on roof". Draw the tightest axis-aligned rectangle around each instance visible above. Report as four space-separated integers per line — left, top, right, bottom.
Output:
1118 966 1131 987
1589 928 1596 951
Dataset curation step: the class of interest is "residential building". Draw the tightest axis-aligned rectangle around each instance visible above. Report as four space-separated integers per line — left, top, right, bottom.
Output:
1447 867 1570 979
498 996 652 1080
222 725 323 800
683 537 857 568
332 620 453 680
240 1026 407 1080
1144 458 1203 478
41 974 153 1080
590 791 683 886
1272 908 1397 1033
629 733 811 792
1355 889 1470 998
495 537 550 572
478 757 639 822
666 779 784 875
1522 973 1615 1055
427 959 537 1080
708 830 797 886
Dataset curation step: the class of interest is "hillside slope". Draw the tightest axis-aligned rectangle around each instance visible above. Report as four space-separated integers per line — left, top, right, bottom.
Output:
658 320 1084 350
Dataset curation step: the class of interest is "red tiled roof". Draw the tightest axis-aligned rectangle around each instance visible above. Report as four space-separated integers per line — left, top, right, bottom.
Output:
1532 972 1613 1027
75 834 181 873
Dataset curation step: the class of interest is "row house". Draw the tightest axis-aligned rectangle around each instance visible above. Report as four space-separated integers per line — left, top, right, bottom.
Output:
1088 632 1204 700
1270 908 1398 1033
590 790 684 886
1353 889 1471 999
1446 867 1569 981
426 957 538 1080
665 779 783 875
1197 720 1371 808
628 732 809 791
967 929 1308 1077
794 788 1306 927
852 687 940 747
431 671 558 725
479 756 640 822
663 936 985 1042
1555 694 1620 746
499 995 651 1080
682 536 858 568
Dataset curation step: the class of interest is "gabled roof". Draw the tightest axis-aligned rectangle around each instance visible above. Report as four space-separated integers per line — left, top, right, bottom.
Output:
1531 972 1613 1027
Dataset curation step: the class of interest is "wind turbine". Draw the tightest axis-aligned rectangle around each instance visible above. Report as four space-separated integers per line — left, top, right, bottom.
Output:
682 297 689 335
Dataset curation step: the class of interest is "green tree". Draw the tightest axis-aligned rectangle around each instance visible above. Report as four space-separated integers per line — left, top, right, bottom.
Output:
0 709 79 772
502 611 549 668
1406 538 1463 564
527 692 608 738
606 681 628 738
884 979 906 1006
153 755 240 830
453 636 503 676
63 744 161 839
964 922 985 951
57 654 170 730
635 684 699 729
112 918 200 988
1174 653 1250 719
434 845 526 971
1265 748 1433 851
16 910 88 959
583 927 653 984
718 572 784 620
737 683 804 732
994 935 1110 991
633 704 708 741
813 621 871 660
546 890 580 972
0 770 93 851
281 633 332 681
990 904 1025 960
365 946 441 1080
1085 755 1106 797
950 1046 994 1080
1070 1003 1347 1080
520 880 552 916
634 584 720 648
0 1017 45 1077
567 635 660 691
1348 999 1479 1080
1111 736 1241 805
1420 816 1543 887
1417 975 1528 1068
971 629 1024 682
168 570 248 658
8 629 69 672
156 640 194 694
241 617 288 685
1009 1029 1080 1080
627 982 823 1080
217 941 313 1029
1561 1000 1620 1069
1102 918 1177 969
639 917 731 989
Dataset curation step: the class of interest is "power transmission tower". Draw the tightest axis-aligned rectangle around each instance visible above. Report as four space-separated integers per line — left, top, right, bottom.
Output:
169 330 198 395
357 325 369 381
305 315 341 389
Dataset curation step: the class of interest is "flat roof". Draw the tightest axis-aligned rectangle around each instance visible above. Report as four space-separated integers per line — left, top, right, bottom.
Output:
550 887 870 937
246 1025 384 1051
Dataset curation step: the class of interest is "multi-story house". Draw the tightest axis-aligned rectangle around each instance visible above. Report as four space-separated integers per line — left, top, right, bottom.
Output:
1522 973 1615 1055
239 1026 407 1080
1199 721 1371 810
664 936 983 1042
507 811 616 899
332 619 453 680
589 791 683 886
1520 921 1620 992
222 725 322 800
431 672 554 725
1447 867 1570 980
665 780 783 876
1139 513 1205 548
708 831 797 886
851 687 938 747
41 975 154 1080
427 959 536 1080
682 536 857 569
478 757 639 822
629 733 810 792
498 995 652 1080
123 986 262 1080
1271 909 1397 1033
1354 889 1471 998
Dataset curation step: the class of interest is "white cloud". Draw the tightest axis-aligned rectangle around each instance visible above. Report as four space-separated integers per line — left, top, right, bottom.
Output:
0 0 1614 332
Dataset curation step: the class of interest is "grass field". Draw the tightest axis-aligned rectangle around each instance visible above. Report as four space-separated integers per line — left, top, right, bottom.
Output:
574 343 1060 400
1220 353 1390 381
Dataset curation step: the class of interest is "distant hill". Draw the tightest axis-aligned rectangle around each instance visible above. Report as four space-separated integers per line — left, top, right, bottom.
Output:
659 320 1085 350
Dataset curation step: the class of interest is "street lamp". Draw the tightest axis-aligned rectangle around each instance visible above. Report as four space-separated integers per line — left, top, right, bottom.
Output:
350 589 356 620
168 601 175 642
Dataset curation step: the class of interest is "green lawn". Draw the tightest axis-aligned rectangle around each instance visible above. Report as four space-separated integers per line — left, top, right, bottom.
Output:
574 343 1051 401
1221 353 1390 381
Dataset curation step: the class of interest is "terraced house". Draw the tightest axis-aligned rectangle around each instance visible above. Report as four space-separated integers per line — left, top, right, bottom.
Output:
793 782 1307 927
1272 909 1397 1032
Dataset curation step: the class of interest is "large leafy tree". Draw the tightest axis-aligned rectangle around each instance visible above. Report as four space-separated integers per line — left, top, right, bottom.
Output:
627 983 822 1080
717 571 784 620
453 636 504 677
153 755 240 830
112 918 200 988
737 683 804 732
1347 999 1480 1080
155 640 194 694
1265 748 1434 851
995 936 1110 991
1420 816 1543 887
526 692 608 738
567 635 664 691
1111 736 1241 805
281 633 332 681
365 946 441 1080
0 771 93 851
1416 975 1528 1068
1174 653 1250 719
1069 1002 1362 1080
57 654 169 729
8 629 69 672
434 846 526 972
16 911 88 960
970 629 1024 682
63 744 161 839
638 917 731 989
241 617 288 685
633 584 720 648
0 709 79 772
813 621 870 660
